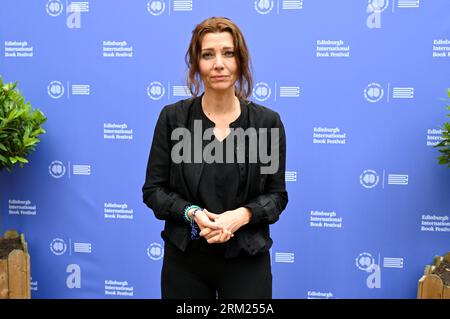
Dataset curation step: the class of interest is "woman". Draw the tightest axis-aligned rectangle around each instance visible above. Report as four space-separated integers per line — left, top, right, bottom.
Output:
142 17 288 299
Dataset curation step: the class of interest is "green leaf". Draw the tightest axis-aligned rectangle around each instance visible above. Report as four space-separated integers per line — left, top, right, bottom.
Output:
443 123 450 131
0 143 7 152
14 108 26 119
24 138 37 148
6 108 17 121
15 157 28 163
31 128 45 137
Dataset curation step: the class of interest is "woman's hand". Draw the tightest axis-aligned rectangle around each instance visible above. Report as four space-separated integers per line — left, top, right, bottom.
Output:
204 207 251 234
202 227 233 244
195 208 234 244
189 208 223 232
199 207 252 244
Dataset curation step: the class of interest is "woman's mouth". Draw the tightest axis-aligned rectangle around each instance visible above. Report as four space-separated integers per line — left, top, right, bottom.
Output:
211 75 229 81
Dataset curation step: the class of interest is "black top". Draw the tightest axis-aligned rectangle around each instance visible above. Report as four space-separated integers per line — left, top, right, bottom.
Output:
187 96 248 255
142 96 288 258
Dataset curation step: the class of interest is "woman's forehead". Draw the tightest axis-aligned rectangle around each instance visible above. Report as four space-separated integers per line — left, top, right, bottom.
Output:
201 32 234 49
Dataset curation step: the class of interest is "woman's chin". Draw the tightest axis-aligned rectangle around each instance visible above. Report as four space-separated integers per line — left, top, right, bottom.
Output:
208 84 234 92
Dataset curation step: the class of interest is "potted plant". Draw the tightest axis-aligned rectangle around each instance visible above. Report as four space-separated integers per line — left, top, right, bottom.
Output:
0 76 46 298
435 89 450 167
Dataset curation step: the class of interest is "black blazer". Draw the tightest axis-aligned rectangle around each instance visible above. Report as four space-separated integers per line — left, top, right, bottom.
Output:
142 96 288 258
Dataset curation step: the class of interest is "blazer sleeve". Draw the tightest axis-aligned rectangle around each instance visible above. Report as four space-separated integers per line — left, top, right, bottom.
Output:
244 112 288 224
142 106 190 223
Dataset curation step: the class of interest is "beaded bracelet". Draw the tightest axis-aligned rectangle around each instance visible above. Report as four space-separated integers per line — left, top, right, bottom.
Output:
183 204 201 223
182 205 202 240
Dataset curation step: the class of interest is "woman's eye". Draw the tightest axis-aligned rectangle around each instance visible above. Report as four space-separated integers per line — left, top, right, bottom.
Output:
224 51 235 57
202 52 213 59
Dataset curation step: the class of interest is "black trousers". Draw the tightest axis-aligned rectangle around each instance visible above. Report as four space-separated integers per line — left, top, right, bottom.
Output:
161 241 272 299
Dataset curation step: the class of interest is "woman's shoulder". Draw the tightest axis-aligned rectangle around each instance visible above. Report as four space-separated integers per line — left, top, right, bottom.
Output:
160 97 196 116
156 97 198 125
245 100 283 125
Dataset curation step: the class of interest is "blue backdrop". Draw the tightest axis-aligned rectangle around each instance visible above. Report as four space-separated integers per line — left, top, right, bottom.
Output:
0 0 449 299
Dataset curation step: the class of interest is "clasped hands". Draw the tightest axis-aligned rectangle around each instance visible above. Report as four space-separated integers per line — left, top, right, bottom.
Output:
189 207 252 244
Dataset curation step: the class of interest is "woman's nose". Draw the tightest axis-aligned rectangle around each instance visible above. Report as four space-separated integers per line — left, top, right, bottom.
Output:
214 55 225 70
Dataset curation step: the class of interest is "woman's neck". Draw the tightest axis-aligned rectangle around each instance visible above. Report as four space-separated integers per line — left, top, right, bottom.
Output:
202 90 239 115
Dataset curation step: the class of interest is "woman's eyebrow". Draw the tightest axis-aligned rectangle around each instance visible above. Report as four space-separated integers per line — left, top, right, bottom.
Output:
201 46 234 51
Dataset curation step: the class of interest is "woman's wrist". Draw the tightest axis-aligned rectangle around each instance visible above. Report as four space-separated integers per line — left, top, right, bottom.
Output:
183 204 202 223
188 207 201 220
240 207 252 225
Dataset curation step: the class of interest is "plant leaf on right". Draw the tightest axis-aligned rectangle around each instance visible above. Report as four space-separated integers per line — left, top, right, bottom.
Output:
434 89 450 168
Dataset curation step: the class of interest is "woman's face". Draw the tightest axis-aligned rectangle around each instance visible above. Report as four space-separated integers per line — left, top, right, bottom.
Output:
198 32 238 94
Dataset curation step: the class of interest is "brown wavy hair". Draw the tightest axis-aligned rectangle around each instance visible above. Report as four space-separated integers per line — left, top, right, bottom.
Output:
185 17 253 100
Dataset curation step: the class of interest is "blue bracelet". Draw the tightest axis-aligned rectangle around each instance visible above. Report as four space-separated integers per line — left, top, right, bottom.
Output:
190 208 201 240
183 204 201 223
182 205 202 240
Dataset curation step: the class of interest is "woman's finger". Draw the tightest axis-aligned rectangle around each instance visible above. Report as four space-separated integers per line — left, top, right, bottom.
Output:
204 209 220 220
200 229 222 239
199 228 210 237
201 219 224 230
218 230 230 243
207 233 221 244
196 211 223 230
205 229 221 240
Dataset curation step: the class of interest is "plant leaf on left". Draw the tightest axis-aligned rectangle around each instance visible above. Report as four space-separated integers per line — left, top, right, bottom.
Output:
0 76 47 171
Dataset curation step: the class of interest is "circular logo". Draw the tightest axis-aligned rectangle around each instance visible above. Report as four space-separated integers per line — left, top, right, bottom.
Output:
48 81 65 99
147 0 166 16
147 82 165 100
364 83 384 103
46 0 64 17
360 169 379 189
254 0 274 15
356 252 375 272
49 160 66 178
50 238 67 255
253 82 272 102
147 243 164 260
368 0 389 13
